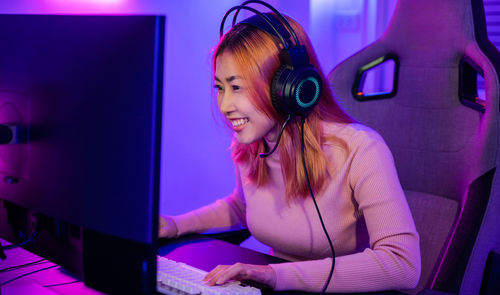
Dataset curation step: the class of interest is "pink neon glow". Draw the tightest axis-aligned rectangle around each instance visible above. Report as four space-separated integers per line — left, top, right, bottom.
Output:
42 0 130 13
49 0 124 5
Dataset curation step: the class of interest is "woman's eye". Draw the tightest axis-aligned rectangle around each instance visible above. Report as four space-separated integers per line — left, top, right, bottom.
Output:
231 85 241 91
214 85 223 92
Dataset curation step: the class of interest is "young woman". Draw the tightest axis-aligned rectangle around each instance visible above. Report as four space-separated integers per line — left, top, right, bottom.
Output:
159 5 421 293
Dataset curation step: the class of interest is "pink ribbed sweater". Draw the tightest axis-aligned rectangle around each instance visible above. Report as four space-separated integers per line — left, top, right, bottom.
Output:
173 122 421 293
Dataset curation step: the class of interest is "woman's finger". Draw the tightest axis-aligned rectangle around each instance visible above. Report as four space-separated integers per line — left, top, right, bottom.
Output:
203 265 230 284
203 263 276 289
213 262 246 285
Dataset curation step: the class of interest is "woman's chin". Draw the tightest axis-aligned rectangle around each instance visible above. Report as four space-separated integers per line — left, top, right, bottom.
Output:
235 133 257 145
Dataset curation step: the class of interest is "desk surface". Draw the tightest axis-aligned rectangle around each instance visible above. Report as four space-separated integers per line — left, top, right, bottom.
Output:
0 238 104 295
159 234 405 295
2 235 406 295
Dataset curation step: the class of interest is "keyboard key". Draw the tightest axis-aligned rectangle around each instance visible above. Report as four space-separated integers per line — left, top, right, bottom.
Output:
157 256 262 295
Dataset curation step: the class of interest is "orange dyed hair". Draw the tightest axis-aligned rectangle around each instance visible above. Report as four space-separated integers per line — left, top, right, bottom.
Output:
213 14 353 201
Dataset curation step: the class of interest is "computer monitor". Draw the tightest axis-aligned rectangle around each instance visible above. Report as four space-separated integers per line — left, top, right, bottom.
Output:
0 14 165 294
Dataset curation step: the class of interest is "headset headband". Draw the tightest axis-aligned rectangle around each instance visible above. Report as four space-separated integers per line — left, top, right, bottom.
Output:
220 6 291 49
229 0 300 46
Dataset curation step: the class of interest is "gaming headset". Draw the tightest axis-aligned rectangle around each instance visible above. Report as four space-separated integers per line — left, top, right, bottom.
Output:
219 0 323 118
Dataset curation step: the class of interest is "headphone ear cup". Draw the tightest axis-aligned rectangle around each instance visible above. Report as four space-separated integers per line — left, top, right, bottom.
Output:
271 65 322 117
270 65 289 116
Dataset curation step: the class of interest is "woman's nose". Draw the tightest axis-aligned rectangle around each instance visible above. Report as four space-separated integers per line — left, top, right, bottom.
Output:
219 92 235 114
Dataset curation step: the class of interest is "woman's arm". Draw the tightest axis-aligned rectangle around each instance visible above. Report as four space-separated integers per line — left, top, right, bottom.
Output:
159 166 247 238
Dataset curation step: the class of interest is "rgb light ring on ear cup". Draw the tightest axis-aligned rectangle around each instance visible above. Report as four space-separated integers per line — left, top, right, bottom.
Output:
271 65 322 116
295 76 320 109
283 67 322 116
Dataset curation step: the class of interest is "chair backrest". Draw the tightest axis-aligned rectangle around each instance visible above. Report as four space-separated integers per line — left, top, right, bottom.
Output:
328 0 500 294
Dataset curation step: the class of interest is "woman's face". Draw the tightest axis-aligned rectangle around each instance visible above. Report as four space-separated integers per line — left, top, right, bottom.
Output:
215 52 278 144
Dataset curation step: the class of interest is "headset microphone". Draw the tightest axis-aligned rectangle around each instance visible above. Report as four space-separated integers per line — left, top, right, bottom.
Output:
259 114 291 158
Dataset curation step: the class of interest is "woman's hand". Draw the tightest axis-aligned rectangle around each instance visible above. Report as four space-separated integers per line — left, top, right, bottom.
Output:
203 263 276 289
158 215 178 238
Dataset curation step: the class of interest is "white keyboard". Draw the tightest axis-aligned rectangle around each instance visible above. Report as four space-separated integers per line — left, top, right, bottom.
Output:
157 256 262 295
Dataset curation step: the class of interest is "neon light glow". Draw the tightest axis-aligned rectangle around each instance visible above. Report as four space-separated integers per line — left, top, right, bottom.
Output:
42 0 130 13
48 0 125 6
49 0 126 5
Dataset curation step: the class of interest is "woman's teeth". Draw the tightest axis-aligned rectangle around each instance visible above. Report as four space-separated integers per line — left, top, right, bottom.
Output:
231 118 249 127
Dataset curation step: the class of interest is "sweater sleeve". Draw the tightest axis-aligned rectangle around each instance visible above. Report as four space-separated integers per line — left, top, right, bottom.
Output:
171 166 247 236
271 130 421 293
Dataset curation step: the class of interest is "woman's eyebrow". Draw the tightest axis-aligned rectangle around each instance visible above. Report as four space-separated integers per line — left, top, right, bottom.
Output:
214 75 242 83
